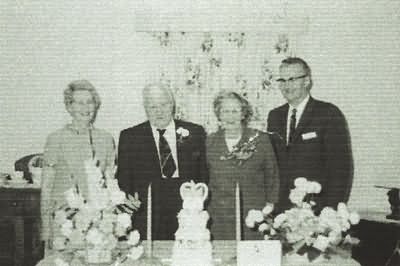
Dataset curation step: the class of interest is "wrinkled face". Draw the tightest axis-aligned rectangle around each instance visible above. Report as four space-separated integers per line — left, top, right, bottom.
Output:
144 89 174 129
67 90 96 125
219 97 243 130
278 64 310 106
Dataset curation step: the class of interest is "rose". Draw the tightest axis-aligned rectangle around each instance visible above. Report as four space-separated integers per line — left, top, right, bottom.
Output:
245 216 256 228
262 203 274 216
306 181 321 194
294 177 307 188
127 230 141 246
313 235 330 252
245 209 264 228
273 213 287 228
286 232 303 243
289 188 306 206
349 212 360 225
176 127 190 137
328 230 342 245
258 222 270 232
117 213 132 229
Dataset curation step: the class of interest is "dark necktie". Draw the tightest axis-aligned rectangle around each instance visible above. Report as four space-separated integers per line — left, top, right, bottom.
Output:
157 129 176 178
288 108 297 144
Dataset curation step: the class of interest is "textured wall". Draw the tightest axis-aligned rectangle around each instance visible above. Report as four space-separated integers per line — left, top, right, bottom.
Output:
1 0 399 212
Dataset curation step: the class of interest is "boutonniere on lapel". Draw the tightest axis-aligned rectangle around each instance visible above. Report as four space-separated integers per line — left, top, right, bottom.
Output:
220 132 260 166
176 127 190 145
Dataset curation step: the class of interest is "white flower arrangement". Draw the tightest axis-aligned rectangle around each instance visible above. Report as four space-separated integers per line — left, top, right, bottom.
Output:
52 157 143 265
246 177 360 262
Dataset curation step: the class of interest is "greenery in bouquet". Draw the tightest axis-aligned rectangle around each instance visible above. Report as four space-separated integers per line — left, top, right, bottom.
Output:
246 177 360 262
52 158 143 265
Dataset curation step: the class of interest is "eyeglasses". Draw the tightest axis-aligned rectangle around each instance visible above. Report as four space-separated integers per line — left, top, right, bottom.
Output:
276 74 307 84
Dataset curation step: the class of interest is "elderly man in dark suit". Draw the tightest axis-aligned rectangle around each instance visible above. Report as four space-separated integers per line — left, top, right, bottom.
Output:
117 83 208 240
267 57 353 211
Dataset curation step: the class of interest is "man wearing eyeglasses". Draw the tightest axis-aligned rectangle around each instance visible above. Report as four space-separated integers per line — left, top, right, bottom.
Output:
267 57 353 211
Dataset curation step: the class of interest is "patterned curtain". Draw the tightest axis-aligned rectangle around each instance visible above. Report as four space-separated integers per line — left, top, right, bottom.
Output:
136 29 305 132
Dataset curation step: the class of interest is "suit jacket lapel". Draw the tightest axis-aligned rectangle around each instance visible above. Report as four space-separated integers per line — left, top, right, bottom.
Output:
292 97 315 143
174 120 185 177
279 104 289 145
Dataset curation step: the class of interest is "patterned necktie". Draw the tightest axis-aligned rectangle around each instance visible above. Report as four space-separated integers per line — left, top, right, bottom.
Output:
157 129 176 178
288 108 297 144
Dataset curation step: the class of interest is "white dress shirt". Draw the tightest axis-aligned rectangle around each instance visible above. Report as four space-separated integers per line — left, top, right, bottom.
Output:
225 136 241 152
286 95 310 143
150 120 179 178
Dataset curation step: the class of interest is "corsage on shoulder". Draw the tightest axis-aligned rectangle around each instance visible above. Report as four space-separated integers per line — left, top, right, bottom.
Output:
220 132 260 165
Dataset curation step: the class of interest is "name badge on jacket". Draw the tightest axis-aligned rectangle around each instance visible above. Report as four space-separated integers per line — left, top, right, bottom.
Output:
302 131 317 140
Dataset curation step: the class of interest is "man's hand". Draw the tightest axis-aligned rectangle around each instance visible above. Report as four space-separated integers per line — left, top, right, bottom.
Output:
124 192 141 211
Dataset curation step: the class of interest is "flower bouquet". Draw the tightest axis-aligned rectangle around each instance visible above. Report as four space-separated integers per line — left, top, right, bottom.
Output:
246 177 360 263
52 158 143 265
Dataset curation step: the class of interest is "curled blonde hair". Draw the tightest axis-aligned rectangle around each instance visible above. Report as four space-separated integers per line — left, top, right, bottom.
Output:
63 80 101 111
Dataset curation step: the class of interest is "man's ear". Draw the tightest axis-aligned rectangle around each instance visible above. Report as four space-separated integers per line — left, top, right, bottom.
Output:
304 76 312 90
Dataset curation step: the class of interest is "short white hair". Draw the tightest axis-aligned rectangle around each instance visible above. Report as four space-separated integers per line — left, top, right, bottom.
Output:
142 83 176 113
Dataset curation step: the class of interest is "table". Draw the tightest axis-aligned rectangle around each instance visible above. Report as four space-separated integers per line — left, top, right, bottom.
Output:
358 209 400 225
37 241 360 266
353 210 400 266
0 186 41 266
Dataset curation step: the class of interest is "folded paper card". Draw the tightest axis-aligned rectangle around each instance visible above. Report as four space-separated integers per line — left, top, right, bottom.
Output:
237 240 281 266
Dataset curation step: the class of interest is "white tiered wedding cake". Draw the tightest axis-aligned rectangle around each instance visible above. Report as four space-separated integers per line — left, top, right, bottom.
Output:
171 181 213 266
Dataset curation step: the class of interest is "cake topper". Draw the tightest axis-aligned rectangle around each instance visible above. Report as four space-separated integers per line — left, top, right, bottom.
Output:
180 180 208 211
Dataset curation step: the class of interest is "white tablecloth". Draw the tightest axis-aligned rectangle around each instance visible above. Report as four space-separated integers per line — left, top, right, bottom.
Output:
37 240 361 266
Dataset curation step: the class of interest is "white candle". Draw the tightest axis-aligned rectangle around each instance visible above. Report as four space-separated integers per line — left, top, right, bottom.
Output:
147 183 152 257
236 182 241 242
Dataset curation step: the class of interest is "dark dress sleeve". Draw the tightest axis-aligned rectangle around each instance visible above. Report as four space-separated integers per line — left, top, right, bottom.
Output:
261 132 280 204
116 129 133 195
197 125 209 184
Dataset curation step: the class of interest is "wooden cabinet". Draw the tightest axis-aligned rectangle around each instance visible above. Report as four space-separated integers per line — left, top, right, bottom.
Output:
0 187 41 266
